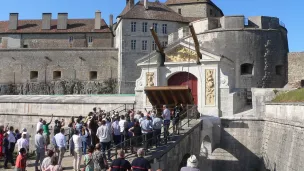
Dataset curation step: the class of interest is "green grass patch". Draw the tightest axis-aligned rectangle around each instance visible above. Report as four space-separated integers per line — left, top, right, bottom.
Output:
272 88 304 103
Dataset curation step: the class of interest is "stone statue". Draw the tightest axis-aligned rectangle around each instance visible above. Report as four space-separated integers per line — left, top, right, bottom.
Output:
146 72 154 87
205 69 215 105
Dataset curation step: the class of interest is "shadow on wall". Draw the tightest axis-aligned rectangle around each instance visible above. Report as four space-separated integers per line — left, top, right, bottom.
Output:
178 153 191 171
211 122 266 171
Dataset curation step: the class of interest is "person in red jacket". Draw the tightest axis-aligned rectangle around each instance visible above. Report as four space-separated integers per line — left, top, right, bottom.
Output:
15 148 27 171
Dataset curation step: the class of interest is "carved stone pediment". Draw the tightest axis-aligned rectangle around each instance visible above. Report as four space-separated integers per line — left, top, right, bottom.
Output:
166 46 197 62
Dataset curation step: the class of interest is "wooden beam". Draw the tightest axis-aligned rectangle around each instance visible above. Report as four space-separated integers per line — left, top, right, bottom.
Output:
145 91 156 105
151 91 161 105
189 23 202 65
170 90 178 105
178 90 187 104
160 90 169 105
150 27 165 66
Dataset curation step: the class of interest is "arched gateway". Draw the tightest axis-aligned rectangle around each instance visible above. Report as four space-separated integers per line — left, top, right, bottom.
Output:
168 72 198 104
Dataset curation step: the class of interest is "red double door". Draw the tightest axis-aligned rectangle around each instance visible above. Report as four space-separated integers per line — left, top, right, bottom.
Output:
168 72 198 105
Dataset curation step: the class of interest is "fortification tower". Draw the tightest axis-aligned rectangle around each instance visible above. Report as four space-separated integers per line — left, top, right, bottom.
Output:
165 0 224 18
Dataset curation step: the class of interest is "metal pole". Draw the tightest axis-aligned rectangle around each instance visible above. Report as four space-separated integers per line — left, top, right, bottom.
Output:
187 105 190 127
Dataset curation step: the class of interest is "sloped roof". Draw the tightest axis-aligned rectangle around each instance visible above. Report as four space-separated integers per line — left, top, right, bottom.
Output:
118 0 189 23
0 19 111 34
165 0 209 5
165 0 223 16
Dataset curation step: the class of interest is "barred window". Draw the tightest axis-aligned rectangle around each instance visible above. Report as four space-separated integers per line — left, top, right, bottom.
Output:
152 41 157 51
131 40 136 50
162 41 168 48
162 24 167 34
131 22 137 32
69 36 74 43
153 23 158 33
142 22 148 32
142 40 147 51
88 36 93 43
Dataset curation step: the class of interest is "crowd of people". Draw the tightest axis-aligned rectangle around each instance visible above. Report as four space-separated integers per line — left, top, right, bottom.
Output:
0 104 202 171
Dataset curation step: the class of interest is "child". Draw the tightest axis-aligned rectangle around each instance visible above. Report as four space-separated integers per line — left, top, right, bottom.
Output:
83 145 94 171
15 148 27 171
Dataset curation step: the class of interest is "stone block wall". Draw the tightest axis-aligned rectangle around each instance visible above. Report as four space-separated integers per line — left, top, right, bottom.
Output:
288 52 304 84
262 104 304 171
0 48 118 87
213 119 264 171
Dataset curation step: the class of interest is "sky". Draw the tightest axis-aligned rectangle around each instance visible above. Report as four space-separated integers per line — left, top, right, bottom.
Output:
0 0 302 52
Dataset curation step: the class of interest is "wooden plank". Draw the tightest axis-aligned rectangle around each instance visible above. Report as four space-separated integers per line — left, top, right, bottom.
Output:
145 91 156 105
160 90 169 105
178 90 187 104
151 91 161 105
170 90 178 105
144 86 189 91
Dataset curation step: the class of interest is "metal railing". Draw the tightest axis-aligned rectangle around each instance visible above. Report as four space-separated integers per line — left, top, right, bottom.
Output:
106 105 199 159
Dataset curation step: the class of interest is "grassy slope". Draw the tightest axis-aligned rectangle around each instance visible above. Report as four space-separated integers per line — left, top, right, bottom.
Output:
272 88 304 102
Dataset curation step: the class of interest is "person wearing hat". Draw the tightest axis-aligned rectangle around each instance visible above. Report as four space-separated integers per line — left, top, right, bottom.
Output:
180 155 200 171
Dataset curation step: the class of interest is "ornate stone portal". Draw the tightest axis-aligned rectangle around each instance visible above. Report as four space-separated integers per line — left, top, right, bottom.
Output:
166 46 197 62
205 69 215 105
146 72 155 87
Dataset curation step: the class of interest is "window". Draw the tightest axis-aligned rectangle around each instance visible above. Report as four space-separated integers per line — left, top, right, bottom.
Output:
88 36 93 43
142 22 148 32
0 38 2 44
142 40 147 51
162 24 167 34
30 71 38 82
53 71 62 80
152 41 157 51
301 80 304 88
23 45 28 48
153 23 158 33
90 71 97 80
275 65 284 76
178 8 182 15
210 9 213 16
131 22 136 32
240 63 253 75
131 40 136 50
162 41 168 48
69 36 74 43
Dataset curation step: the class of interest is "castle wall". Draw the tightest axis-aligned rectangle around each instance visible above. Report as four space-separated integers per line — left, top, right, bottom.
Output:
288 52 304 84
262 104 304 171
195 28 288 89
0 32 113 49
0 48 118 85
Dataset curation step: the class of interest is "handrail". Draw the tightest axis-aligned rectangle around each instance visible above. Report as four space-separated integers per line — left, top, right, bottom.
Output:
105 105 198 159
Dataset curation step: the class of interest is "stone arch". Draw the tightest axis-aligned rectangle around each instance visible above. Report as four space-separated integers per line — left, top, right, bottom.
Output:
178 153 191 171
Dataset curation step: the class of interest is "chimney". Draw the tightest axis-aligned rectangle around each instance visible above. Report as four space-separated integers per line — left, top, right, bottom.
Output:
109 14 113 30
95 10 101 30
57 13 68 30
126 0 130 5
129 0 134 8
42 13 52 30
9 13 18 30
144 0 148 10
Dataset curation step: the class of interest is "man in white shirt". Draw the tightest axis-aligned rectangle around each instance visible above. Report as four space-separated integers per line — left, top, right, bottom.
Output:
72 130 82 171
36 118 43 132
96 120 112 161
111 117 121 146
21 128 30 142
35 128 45 171
16 133 29 152
119 115 128 144
162 105 171 142
7 126 16 155
54 128 66 166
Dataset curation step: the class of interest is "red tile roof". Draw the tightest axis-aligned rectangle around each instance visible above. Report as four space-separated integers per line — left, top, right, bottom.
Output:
118 0 189 23
0 19 111 33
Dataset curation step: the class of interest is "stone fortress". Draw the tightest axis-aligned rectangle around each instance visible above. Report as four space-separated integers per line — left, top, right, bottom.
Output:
0 0 303 171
